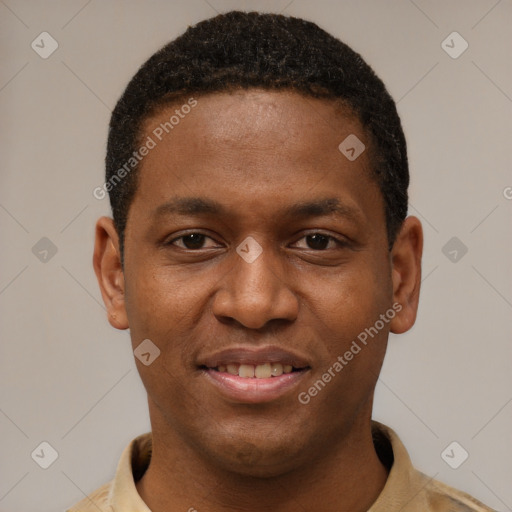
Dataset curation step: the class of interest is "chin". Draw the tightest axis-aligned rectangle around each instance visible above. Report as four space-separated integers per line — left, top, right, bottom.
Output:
197 428 312 478
211 450 304 479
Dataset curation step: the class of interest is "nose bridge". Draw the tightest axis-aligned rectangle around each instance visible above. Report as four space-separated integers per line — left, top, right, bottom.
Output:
213 242 298 329
237 250 278 300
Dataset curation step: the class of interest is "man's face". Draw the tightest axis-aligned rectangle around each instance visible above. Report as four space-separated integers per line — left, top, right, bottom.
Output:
105 90 409 476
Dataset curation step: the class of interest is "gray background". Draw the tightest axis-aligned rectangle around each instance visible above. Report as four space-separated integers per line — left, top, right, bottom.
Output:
0 1 511 511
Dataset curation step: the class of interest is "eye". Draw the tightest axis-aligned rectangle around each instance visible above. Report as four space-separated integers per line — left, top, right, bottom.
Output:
293 233 345 250
169 233 220 250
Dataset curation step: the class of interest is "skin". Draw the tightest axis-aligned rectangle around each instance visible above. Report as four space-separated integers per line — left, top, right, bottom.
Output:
94 89 423 512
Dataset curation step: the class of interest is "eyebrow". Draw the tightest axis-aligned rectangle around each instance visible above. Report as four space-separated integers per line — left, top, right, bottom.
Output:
152 196 362 223
282 198 362 223
153 197 224 217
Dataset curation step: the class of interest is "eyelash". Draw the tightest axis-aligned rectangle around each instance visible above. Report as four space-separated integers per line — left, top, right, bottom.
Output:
167 231 348 251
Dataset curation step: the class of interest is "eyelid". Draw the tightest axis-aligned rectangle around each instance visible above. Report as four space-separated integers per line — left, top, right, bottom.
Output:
166 230 223 249
164 230 350 250
290 231 350 249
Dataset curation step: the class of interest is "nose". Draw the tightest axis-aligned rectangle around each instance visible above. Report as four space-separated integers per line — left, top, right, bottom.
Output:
212 245 299 330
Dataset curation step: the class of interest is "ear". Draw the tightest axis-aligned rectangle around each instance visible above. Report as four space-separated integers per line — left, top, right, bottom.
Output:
389 216 423 334
93 216 129 330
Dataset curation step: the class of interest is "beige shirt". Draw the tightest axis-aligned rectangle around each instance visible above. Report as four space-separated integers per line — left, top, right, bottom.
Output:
67 422 495 511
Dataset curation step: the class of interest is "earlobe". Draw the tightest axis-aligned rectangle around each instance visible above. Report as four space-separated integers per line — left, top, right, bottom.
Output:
389 216 423 335
93 217 129 330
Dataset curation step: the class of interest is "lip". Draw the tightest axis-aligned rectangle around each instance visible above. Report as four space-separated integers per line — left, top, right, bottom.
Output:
198 346 311 404
202 367 309 404
198 346 310 368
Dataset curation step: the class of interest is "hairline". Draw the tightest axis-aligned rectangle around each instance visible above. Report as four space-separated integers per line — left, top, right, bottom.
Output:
119 87 388 262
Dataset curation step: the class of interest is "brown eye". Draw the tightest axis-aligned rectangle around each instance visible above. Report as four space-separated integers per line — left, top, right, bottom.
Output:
169 233 210 250
291 232 347 251
180 233 205 249
305 234 330 250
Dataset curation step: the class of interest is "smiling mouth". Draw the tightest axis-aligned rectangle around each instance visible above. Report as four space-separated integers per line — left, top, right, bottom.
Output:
202 362 307 378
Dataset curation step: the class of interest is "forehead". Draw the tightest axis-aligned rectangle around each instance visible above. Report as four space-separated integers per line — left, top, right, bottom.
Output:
131 89 382 228
148 89 360 145
140 90 372 179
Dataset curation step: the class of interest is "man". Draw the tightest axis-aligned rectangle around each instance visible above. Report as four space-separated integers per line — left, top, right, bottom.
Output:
69 11 495 512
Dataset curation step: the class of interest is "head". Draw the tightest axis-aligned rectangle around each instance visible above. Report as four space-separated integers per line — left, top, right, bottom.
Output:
105 11 409 260
94 11 422 476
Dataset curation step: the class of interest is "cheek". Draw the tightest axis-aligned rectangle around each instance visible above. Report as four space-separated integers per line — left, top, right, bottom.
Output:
312 264 390 339
123 269 198 410
124 265 214 379
126 265 199 330
301 257 392 405
306 281 390 416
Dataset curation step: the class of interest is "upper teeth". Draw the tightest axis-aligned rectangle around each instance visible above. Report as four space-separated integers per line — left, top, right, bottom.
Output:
216 363 294 378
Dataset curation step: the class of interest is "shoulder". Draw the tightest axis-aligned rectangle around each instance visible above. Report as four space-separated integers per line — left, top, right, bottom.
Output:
371 422 497 512
65 432 152 511
422 473 497 512
65 481 114 512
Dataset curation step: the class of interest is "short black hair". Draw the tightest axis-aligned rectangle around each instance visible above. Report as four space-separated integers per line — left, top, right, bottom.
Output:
106 10 409 259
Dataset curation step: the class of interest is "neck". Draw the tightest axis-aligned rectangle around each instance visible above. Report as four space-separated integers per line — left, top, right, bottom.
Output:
136 410 388 512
